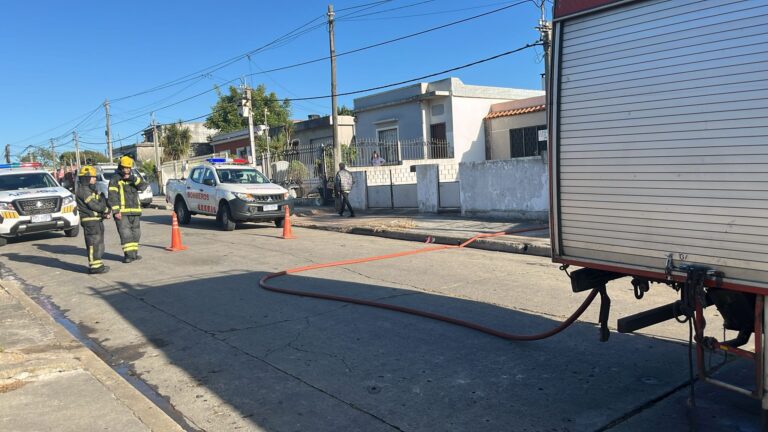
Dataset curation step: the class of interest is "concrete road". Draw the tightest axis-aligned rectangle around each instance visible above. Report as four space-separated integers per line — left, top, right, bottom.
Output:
0 208 761 431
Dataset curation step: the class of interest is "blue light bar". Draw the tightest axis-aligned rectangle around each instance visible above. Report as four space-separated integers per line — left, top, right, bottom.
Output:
206 158 230 164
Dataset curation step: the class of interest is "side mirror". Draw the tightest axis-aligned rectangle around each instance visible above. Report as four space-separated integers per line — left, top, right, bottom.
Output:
203 178 215 187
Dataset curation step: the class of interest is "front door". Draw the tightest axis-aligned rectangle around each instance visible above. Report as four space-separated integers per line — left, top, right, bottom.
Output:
197 168 217 214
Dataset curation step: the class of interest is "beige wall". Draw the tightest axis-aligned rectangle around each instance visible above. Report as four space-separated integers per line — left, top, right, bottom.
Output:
486 111 546 160
292 124 354 147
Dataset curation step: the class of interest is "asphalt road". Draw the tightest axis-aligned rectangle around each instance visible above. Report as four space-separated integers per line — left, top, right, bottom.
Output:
0 208 761 431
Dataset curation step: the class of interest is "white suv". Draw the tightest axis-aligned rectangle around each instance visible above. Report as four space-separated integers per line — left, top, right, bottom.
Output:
0 163 80 246
94 164 153 207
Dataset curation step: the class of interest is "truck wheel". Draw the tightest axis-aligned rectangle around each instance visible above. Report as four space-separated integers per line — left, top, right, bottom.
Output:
175 199 191 225
274 218 284 228
219 203 236 231
64 226 80 238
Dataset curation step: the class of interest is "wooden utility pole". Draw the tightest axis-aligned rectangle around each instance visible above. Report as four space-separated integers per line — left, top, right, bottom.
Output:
73 131 81 169
4 144 10 163
328 4 340 174
104 99 113 162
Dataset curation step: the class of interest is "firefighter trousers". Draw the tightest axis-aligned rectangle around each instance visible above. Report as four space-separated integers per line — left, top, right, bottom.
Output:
83 222 105 272
115 214 141 258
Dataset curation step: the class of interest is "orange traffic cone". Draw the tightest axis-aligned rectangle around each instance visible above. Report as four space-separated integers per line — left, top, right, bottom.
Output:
166 211 188 251
281 205 295 239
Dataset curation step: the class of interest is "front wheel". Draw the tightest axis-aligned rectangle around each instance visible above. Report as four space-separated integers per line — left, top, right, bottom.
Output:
64 225 80 238
218 203 236 231
175 199 191 225
274 218 284 228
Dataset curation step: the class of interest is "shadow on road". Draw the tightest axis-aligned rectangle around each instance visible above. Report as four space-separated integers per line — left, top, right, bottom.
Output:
4 252 84 273
81 270 760 432
142 214 279 232
34 243 124 262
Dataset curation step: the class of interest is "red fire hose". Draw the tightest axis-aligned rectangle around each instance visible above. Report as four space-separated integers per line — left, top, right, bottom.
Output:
259 225 601 341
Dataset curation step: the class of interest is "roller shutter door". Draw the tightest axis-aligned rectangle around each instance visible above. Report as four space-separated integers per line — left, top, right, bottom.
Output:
554 0 768 286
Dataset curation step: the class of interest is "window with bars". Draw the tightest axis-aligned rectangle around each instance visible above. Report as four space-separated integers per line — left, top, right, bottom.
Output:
509 125 547 158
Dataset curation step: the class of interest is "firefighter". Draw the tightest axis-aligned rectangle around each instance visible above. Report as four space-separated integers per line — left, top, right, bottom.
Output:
76 166 110 274
107 156 148 263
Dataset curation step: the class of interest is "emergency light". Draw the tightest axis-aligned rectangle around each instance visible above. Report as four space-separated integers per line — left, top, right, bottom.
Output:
0 162 43 169
206 158 249 165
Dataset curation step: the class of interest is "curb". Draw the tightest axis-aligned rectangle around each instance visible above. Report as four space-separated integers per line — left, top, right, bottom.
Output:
292 221 552 257
0 281 185 432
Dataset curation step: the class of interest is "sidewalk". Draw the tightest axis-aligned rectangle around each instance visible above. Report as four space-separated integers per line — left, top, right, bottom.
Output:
292 206 552 257
0 280 184 432
150 197 552 257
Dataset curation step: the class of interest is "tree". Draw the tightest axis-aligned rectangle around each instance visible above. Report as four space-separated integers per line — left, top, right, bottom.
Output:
337 105 354 116
20 148 55 167
139 160 157 182
58 150 108 165
162 122 192 161
204 84 292 133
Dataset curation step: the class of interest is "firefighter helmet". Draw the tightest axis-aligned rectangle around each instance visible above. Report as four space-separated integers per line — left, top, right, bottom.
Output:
118 155 134 168
79 165 97 177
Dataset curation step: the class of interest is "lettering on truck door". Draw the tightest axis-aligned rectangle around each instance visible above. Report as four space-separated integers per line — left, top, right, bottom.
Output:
197 168 217 214
186 168 204 212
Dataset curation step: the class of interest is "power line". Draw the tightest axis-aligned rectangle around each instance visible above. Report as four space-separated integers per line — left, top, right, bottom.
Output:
335 0 393 12
79 1 531 130
67 41 538 152
343 1 521 20
110 13 327 103
248 1 530 77
337 0 439 19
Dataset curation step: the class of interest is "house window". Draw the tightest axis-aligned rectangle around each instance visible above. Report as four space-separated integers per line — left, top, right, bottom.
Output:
510 125 547 158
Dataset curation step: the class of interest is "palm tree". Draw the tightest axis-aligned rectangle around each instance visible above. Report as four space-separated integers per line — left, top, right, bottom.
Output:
162 122 192 162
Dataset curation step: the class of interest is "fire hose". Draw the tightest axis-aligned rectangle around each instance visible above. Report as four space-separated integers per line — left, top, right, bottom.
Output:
259 225 604 342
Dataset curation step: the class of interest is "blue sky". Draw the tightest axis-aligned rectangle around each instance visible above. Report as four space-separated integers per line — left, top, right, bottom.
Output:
1 0 549 159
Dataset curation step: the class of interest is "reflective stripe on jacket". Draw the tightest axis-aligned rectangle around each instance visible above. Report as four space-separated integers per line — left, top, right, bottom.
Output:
76 185 109 225
107 174 148 215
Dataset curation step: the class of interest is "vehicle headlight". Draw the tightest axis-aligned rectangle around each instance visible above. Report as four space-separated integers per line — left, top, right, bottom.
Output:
62 195 75 206
0 202 13 211
233 192 256 202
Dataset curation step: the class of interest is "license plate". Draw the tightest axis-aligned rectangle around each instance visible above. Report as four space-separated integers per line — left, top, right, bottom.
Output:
263 204 278 211
31 214 52 223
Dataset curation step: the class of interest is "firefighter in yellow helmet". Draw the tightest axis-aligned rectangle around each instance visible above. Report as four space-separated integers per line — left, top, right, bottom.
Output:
76 166 111 274
107 156 149 263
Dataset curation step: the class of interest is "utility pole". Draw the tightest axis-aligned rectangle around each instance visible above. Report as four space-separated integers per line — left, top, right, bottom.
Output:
4 144 10 163
152 114 163 193
264 107 271 179
536 0 552 152
73 131 81 169
104 99 113 162
240 86 259 172
50 139 57 173
328 4 340 174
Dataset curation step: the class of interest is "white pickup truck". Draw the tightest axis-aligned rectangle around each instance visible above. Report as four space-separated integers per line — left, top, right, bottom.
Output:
0 162 80 246
165 158 293 231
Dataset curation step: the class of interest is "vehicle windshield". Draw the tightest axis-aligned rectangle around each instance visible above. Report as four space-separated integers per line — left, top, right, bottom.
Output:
217 168 269 184
0 173 59 191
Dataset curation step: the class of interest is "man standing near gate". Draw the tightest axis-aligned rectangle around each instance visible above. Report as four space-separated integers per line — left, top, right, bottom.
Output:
108 156 149 263
335 162 355 217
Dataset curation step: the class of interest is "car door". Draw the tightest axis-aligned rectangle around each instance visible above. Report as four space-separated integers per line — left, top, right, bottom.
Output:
198 168 217 214
186 168 204 211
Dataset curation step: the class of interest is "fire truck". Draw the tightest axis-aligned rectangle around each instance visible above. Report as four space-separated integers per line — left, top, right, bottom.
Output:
549 0 768 421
